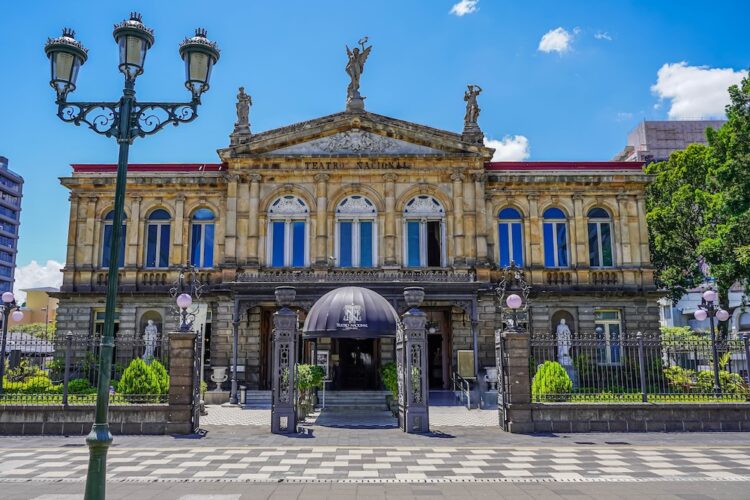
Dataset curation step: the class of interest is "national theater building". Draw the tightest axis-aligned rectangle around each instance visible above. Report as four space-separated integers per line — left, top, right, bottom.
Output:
55 46 659 393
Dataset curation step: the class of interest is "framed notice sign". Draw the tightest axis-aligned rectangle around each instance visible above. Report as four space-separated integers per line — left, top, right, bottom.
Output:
316 350 330 381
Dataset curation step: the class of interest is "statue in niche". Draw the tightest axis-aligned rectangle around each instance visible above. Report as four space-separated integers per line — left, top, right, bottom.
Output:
464 84 482 127
345 37 372 103
556 318 572 366
143 319 159 362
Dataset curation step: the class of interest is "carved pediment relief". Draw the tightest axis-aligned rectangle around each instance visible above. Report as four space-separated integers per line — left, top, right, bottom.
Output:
267 129 444 156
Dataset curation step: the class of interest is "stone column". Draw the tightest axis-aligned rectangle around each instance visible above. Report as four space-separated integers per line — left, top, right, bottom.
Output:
451 173 466 267
172 195 185 266
527 194 541 267
485 194 496 266
572 193 586 268
83 196 98 267
225 174 239 264
314 174 329 268
125 196 141 267
464 176 477 264
397 287 430 433
496 329 533 433
636 195 650 263
167 331 197 434
474 174 488 266
617 194 631 265
384 174 398 266
237 177 250 265
271 286 298 434
66 195 79 267
248 175 261 267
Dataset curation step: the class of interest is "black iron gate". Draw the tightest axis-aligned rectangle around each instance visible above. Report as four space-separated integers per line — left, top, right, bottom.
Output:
495 329 510 431
191 331 202 432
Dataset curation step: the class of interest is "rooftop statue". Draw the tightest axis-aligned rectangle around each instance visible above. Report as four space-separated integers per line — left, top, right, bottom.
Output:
345 37 372 111
462 84 484 144
230 86 252 145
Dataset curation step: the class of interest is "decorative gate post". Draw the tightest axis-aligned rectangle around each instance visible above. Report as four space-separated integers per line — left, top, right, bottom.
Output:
397 286 429 433
271 286 297 434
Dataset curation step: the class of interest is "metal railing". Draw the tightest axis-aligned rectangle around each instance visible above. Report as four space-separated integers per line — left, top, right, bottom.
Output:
0 332 170 405
452 372 473 409
234 269 476 283
529 332 750 403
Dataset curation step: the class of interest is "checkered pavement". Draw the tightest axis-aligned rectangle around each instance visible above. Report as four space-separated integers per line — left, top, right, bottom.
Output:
2 446 750 483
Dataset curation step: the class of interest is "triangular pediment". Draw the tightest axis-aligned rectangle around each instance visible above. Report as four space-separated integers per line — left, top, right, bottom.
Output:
219 111 494 160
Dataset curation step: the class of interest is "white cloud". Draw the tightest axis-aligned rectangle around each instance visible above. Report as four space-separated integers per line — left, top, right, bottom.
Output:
485 136 530 161
616 112 634 122
538 27 573 54
13 260 64 304
594 31 612 41
450 0 479 16
651 62 744 119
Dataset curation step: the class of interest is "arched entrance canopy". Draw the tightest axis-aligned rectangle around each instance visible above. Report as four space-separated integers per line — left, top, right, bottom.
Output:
302 286 399 339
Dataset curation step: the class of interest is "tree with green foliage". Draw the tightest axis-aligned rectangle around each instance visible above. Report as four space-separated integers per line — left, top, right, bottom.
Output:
116 358 160 401
531 360 573 402
149 359 170 395
379 362 398 399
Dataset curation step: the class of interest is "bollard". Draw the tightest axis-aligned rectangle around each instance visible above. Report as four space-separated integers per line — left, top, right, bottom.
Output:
62 331 73 407
637 332 647 403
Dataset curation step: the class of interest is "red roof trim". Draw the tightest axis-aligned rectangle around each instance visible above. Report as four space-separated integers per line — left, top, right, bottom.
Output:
71 163 225 173
485 161 644 171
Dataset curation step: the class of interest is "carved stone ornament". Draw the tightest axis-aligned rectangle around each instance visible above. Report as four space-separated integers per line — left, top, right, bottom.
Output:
404 195 445 216
269 195 309 215
268 129 443 156
336 195 376 215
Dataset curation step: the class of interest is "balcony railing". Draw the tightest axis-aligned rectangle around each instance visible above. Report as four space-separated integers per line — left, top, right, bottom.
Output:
233 268 476 283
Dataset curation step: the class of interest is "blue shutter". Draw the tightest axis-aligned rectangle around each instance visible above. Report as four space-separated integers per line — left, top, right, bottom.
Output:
271 221 285 267
291 221 305 267
339 222 353 267
407 221 421 267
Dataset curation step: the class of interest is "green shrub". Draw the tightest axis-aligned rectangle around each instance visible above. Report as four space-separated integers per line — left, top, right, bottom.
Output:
696 370 749 396
663 365 696 393
67 378 96 394
149 360 170 395
116 358 160 399
379 362 398 398
531 361 573 402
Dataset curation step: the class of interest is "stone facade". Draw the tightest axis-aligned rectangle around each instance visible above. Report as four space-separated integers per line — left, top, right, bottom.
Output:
55 106 660 391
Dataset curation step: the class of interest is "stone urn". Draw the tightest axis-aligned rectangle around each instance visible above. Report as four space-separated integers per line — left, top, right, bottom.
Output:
210 366 228 390
275 286 296 307
403 287 425 308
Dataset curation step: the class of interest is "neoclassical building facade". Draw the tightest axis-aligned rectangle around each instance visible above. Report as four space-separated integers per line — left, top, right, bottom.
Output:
55 101 659 391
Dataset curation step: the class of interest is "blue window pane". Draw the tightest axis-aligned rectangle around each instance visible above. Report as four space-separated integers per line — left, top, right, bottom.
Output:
588 222 599 267
339 222 353 267
498 223 510 267
543 207 566 219
102 224 126 268
543 223 555 267
159 225 170 267
148 209 170 220
511 223 524 266
192 208 215 221
407 221 420 267
204 224 214 268
601 223 613 267
556 223 568 267
146 224 157 268
587 207 609 218
271 222 285 267
191 224 201 267
610 325 621 363
499 208 522 219
360 221 373 267
292 221 305 267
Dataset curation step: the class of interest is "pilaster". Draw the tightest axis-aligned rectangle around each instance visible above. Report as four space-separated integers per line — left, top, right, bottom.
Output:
451 173 466 267
314 173 329 268
225 174 239 264
384 173 398 267
248 174 261 267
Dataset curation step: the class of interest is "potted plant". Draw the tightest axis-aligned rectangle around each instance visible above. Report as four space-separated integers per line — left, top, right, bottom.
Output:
380 362 398 415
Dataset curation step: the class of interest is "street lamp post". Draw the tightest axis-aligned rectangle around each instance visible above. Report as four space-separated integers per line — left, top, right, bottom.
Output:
0 292 24 394
44 13 219 500
693 289 730 397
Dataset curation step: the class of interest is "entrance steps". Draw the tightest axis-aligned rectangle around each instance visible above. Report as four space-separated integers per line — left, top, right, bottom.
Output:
320 390 390 411
243 390 271 408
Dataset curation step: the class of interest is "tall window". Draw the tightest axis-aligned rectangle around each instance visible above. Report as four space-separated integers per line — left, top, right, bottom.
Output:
145 209 171 269
587 208 613 268
403 195 445 268
102 210 126 268
543 207 568 268
190 208 215 268
595 310 622 364
498 207 524 267
335 195 377 267
268 195 309 268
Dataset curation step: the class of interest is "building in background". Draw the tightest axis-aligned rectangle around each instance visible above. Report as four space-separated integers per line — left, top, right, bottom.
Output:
613 120 726 163
9 287 59 330
0 156 23 294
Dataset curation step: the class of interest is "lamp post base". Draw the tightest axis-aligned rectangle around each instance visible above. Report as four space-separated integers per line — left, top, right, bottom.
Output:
84 423 113 500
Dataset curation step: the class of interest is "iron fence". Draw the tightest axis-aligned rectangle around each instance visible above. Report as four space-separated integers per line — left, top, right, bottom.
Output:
0 332 170 405
529 332 750 403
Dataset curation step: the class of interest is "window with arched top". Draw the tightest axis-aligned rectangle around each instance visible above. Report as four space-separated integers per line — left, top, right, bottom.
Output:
145 209 171 269
267 195 309 268
543 207 568 268
403 195 445 268
587 207 614 268
190 208 215 268
102 210 126 268
335 195 377 268
498 207 524 267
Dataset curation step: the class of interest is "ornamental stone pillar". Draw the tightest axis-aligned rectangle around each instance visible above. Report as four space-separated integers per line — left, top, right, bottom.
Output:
617 194 631 265
126 196 141 267
167 331 198 434
225 174 239 264
84 196 98 267
527 194 541 267
484 194 496 266
172 195 185 266
397 287 429 433
496 329 533 433
66 195 79 267
314 174 329 268
237 177 250 265
271 286 298 434
248 174 261 267
451 173 466 267
384 173 398 266
473 173 488 266
572 193 586 268
636 195 650 263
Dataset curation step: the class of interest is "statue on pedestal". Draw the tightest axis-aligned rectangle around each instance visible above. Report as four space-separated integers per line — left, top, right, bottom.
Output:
345 37 372 111
556 318 572 366
462 84 484 143
143 319 159 362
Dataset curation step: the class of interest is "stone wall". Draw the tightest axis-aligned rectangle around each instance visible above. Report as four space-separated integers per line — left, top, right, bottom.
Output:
0 405 171 435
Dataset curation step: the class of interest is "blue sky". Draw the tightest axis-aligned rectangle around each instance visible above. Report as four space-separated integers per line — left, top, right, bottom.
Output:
2 0 749 295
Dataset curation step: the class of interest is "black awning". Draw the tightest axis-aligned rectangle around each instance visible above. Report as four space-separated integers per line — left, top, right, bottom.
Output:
302 286 399 339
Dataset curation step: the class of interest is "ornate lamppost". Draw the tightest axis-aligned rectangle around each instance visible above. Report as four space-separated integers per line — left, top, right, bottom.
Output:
693 288 730 396
44 13 219 499
0 292 24 394
495 263 532 332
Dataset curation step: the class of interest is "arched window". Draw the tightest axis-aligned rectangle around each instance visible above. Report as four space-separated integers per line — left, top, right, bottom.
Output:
587 207 614 268
102 210 126 268
335 196 377 267
498 207 524 267
267 195 309 268
190 208 215 268
145 209 171 269
403 195 445 268
543 207 568 268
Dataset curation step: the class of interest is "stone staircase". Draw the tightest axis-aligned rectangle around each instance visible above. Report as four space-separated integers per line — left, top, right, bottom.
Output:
320 390 390 411
243 390 271 408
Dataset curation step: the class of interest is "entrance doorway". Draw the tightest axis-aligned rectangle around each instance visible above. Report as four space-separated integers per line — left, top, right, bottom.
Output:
333 339 379 390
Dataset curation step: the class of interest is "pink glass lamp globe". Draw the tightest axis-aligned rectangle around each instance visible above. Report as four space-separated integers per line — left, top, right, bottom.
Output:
11 310 23 322
716 309 730 322
506 294 523 310
702 290 718 303
176 293 193 309
1 291 14 303
694 309 708 321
